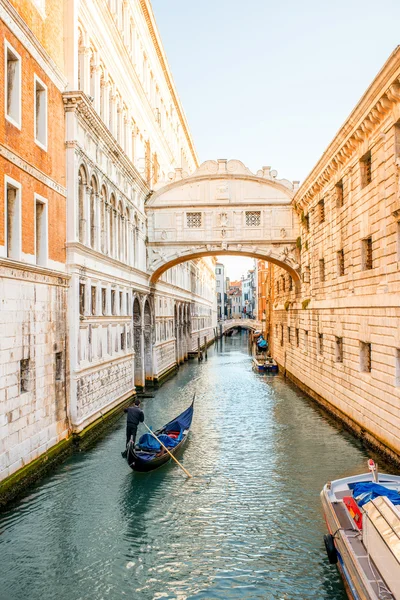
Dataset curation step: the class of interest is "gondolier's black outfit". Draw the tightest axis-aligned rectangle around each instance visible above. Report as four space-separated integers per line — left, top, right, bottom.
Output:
124 405 144 447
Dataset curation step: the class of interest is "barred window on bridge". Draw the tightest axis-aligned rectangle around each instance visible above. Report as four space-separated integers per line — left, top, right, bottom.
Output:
245 211 261 227
186 212 202 228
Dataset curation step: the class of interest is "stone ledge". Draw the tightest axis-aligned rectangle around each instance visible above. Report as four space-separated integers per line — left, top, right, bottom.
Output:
278 362 400 468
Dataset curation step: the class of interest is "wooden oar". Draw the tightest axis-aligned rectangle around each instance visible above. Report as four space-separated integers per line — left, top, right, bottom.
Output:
143 422 192 479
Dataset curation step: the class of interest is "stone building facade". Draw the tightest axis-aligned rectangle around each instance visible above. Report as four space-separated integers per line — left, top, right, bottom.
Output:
272 47 400 459
63 0 216 435
0 0 69 482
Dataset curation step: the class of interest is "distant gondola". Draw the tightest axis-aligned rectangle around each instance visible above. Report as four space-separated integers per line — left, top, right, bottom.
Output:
126 397 194 472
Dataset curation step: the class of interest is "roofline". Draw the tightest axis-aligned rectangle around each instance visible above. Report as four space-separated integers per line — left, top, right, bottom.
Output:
139 0 199 169
295 46 400 203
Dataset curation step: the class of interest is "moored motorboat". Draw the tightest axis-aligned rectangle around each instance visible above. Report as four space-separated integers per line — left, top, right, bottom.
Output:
126 397 194 472
321 459 400 599
252 356 278 373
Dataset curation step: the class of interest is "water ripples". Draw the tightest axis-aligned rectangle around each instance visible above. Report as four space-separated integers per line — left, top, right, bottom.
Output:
0 334 380 599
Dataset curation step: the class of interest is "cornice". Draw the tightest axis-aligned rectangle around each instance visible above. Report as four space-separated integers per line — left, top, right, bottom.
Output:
0 0 67 91
294 46 400 211
0 143 66 196
0 258 69 284
63 91 150 197
138 0 199 169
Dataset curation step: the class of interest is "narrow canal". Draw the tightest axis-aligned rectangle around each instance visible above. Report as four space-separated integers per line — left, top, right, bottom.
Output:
0 333 382 599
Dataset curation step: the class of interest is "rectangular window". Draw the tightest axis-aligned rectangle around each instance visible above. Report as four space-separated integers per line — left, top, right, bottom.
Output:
91 286 97 315
35 196 48 266
296 328 299 347
276 280 280 294
287 326 291 345
337 250 344 277
55 352 63 381
360 342 371 372
121 330 126 350
289 276 293 291
336 180 344 208
280 324 284 346
302 265 310 284
101 288 107 315
318 333 324 355
34 75 47 150
335 337 343 363
126 292 129 314
282 276 286 292
304 330 308 353
20 358 29 393
5 41 21 128
362 237 373 270
245 211 261 227
396 349 400 387
360 151 372 188
318 199 325 223
111 289 116 315
79 283 86 315
397 222 400 262
5 178 21 260
119 291 123 313
319 259 325 282
186 212 202 228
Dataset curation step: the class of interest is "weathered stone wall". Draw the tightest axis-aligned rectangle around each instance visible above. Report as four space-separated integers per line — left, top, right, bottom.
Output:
272 48 400 458
0 264 69 481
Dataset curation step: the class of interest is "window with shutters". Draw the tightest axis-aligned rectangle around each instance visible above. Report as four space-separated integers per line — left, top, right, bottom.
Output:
186 212 202 228
245 211 261 227
360 342 371 372
79 283 86 315
360 151 372 188
91 286 97 315
295 328 300 347
362 237 373 270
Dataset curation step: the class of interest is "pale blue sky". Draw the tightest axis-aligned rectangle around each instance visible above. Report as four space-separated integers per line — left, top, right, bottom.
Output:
152 0 400 278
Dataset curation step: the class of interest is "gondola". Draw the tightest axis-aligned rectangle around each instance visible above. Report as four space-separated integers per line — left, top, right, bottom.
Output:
126 397 194 472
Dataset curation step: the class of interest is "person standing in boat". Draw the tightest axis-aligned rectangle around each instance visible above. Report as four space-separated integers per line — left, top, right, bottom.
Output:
122 399 144 457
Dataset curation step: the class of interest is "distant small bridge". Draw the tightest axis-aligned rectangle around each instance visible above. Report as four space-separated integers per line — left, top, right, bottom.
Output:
220 319 263 334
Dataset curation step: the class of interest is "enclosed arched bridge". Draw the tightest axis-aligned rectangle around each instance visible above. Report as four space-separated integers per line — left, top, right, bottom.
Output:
145 159 300 283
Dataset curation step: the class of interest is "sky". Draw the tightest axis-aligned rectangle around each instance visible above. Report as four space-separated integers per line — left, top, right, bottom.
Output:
151 0 400 279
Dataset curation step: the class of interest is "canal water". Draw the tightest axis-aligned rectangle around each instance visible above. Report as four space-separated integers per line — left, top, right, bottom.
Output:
0 333 383 599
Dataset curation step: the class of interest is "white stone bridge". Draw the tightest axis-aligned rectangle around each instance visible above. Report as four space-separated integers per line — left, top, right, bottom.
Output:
221 319 263 334
145 159 301 284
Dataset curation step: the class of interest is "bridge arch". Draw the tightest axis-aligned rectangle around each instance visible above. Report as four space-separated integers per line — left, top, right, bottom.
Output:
145 159 301 285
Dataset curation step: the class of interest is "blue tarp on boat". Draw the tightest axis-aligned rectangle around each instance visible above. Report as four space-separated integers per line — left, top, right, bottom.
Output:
138 432 181 452
350 482 400 507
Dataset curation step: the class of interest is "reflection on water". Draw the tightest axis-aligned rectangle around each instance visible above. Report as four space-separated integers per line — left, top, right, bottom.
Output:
0 332 382 599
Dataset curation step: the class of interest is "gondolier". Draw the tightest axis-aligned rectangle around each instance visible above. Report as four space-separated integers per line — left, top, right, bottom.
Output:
121 399 144 457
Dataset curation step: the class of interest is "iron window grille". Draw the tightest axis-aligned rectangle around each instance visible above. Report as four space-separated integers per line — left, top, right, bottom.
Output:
245 211 261 227
186 212 202 228
362 237 373 270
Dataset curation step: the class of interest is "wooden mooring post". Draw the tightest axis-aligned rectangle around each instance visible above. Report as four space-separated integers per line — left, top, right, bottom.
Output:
204 335 208 359
197 336 201 361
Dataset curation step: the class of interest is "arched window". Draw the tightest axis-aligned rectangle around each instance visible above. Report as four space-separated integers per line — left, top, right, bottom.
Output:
100 185 107 254
90 175 98 249
118 201 123 261
78 165 88 243
109 193 116 257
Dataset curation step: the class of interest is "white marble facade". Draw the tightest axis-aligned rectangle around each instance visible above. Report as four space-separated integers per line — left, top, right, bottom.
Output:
63 0 216 434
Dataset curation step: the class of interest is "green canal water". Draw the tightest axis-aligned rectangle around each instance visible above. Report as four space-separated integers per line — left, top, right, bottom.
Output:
0 333 384 599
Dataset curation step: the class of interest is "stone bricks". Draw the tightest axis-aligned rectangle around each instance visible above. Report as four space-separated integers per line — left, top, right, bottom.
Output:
272 48 400 459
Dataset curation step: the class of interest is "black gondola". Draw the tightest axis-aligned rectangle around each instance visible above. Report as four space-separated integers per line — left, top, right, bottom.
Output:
126 397 194 472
